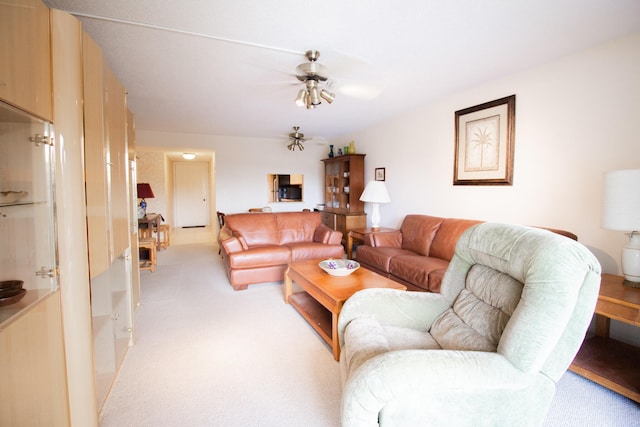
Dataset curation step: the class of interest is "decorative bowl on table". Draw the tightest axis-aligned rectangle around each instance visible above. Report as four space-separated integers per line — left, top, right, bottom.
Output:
319 259 360 276
0 280 26 306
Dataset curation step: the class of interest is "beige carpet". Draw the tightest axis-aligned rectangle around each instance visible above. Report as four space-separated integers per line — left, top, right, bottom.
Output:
99 239 639 426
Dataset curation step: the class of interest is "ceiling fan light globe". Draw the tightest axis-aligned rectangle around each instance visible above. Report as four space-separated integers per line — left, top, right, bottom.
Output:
320 89 335 104
295 89 308 107
309 86 321 105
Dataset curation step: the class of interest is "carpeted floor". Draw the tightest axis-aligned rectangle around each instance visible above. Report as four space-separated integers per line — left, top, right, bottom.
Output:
99 239 640 426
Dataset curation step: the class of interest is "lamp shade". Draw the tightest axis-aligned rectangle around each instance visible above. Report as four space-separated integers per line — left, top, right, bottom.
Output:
137 183 155 199
602 169 640 231
360 181 391 204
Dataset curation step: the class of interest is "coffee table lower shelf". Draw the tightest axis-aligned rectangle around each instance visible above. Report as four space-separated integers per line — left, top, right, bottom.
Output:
288 291 332 348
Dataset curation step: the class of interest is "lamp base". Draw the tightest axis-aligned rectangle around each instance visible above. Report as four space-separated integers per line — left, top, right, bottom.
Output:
138 199 147 219
623 279 640 288
370 203 381 230
621 232 640 284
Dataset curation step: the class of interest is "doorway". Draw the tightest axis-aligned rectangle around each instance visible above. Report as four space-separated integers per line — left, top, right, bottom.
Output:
174 162 210 227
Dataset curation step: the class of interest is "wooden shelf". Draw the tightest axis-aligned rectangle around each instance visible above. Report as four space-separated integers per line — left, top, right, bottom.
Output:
569 274 640 403
570 336 640 402
288 291 332 347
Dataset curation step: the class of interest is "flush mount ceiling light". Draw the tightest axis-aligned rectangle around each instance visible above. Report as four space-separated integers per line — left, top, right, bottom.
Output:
294 50 336 110
182 153 196 160
287 126 306 151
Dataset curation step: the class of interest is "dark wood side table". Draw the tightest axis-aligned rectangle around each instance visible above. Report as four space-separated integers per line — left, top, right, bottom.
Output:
569 273 640 402
347 227 395 259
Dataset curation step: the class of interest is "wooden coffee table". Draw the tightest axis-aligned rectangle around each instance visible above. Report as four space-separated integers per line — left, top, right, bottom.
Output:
284 259 406 360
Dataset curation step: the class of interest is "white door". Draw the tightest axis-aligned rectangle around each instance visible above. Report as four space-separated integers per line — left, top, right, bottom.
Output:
174 162 210 227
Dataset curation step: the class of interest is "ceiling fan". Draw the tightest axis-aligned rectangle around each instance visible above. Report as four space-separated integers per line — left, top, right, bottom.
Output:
287 126 306 151
293 50 336 109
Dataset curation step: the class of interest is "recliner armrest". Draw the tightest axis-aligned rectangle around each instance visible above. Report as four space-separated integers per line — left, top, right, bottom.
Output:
337 288 449 349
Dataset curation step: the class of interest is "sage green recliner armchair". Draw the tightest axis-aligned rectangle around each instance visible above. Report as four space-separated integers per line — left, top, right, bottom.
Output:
338 222 601 427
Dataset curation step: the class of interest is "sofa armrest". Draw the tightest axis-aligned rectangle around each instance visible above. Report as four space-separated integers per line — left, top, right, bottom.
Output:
314 224 343 245
364 230 402 247
221 237 244 254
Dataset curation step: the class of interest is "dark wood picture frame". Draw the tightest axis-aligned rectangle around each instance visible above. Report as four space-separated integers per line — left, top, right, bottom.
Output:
375 167 385 181
454 95 516 185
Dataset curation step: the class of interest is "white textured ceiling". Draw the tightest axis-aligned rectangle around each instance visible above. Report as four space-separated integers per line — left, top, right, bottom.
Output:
44 0 640 142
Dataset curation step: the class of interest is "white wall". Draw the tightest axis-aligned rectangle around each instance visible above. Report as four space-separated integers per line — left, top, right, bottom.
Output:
136 132 330 214
340 31 640 279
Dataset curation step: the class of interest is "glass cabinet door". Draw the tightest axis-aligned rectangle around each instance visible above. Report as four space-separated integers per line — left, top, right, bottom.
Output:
0 100 58 325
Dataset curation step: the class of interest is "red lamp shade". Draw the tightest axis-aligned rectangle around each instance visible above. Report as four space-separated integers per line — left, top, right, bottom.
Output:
137 183 155 199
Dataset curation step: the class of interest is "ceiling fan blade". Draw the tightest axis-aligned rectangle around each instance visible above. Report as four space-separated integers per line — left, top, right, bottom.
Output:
328 79 383 100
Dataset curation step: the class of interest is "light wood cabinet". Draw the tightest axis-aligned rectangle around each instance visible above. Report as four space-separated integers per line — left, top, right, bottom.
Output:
290 173 303 185
83 32 110 279
128 109 141 309
321 154 367 247
0 96 65 425
105 66 130 258
82 30 135 411
0 0 52 121
0 292 70 426
51 10 100 426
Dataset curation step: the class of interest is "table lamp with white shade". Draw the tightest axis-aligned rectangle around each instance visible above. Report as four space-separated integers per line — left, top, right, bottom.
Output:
602 168 640 286
359 180 391 231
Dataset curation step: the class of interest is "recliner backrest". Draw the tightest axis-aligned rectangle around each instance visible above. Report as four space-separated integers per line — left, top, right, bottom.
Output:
430 264 523 352
436 223 601 379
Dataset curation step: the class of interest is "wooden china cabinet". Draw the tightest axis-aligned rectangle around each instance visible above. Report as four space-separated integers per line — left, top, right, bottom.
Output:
321 154 366 248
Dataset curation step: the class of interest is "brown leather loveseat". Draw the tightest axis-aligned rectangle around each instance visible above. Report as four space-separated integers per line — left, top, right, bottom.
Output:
356 214 578 293
355 215 481 292
219 211 344 290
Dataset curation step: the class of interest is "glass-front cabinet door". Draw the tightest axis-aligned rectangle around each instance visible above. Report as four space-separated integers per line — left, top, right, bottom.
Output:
0 100 58 325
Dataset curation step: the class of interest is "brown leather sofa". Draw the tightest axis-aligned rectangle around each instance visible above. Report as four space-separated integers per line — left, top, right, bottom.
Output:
355 214 577 292
219 211 344 290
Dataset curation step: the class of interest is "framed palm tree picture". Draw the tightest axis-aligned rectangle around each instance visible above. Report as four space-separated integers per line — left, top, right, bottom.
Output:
454 95 515 185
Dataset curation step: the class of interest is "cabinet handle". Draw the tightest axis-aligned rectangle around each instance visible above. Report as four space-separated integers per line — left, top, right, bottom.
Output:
35 266 58 278
29 134 53 146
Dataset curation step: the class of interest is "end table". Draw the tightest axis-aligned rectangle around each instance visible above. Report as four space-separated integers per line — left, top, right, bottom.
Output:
347 227 395 259
569 274 640 402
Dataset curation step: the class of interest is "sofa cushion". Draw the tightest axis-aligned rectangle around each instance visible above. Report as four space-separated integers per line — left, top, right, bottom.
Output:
400 215 444 256
356 245 416 273
429 218 483 260
225 213 279 246
277 212 322 244
286 241 344 262
430 264 523 351
389 255 450 291
227 244 291 268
